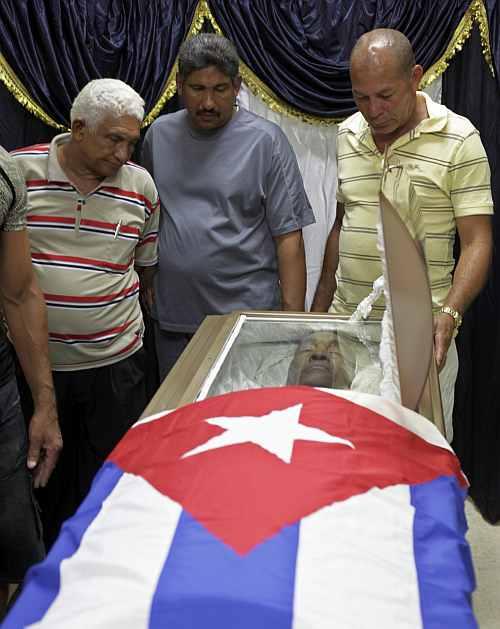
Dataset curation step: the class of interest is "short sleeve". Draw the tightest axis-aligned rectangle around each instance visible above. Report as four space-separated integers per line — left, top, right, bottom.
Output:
264 129 315 236
335 131 346 204
135 172 159 267
449 130 493 218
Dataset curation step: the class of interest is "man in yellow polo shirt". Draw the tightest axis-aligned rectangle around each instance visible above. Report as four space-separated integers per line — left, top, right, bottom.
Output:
312 29 493 440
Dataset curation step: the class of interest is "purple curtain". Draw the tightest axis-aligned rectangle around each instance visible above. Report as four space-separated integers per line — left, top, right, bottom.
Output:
442 25 500 523
0 0 477 124
208 0 472 117
0 0 198 126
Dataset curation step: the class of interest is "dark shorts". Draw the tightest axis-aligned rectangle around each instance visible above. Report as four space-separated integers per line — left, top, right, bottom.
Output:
0 378 44 584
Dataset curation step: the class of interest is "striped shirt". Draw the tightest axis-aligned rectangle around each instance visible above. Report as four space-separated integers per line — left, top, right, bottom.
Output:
12 133 159 371
332 92 493 319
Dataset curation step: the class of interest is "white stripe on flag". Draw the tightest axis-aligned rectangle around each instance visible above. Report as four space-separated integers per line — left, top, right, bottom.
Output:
320 388 452 451
28 473 182 629
293 484 422 629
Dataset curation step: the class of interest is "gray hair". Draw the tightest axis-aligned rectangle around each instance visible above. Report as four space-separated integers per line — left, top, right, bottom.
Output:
178 33 239 80
70 79 145 130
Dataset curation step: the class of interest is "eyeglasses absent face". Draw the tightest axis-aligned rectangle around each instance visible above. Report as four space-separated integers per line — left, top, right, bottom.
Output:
288 331 346 388
177 66 241 131
350 53 422 143
73 114 141 179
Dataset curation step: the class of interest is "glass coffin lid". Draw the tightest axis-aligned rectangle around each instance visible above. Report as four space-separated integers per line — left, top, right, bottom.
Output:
144 312 443 431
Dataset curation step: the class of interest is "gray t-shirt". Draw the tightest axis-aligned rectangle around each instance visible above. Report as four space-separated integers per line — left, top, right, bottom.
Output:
0 146 28 384
143 107 315 332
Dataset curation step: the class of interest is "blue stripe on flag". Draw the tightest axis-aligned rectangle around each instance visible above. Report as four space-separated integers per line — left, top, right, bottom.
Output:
411 476 477 629
3 462 123 628
149 510 299 629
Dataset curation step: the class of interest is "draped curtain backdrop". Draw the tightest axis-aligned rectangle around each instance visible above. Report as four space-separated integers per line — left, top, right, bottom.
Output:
209 0 473 118
0 0 199 127
0 0 490 130
0 0 499 520
442 23 500 524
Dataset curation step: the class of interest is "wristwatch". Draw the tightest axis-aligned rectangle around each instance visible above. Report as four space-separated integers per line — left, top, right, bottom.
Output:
440 305 463 330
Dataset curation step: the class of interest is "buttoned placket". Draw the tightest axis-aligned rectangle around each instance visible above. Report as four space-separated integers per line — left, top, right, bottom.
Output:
72 183 102 235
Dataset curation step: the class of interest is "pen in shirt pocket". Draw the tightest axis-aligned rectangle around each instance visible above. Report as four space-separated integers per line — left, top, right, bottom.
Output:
113 219 122 239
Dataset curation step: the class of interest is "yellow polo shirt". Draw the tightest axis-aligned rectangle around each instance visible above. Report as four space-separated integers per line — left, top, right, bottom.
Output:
331 92 493 319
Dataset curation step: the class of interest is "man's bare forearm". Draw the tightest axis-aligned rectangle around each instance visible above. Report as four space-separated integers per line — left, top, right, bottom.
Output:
3 278 55 408
433 214 492 370
276 230 307 311
0 228 61 484
311 268 337 312
443 235 492 315
136 264 157 313
311 217 342 312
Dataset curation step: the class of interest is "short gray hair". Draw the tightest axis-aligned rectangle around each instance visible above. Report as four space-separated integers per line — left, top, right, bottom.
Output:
178 34 239 80
70 79 145 130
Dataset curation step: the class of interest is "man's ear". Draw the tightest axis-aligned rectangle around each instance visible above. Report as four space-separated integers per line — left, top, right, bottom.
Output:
71 119 86 141
233 75 242 95
412 64 424 90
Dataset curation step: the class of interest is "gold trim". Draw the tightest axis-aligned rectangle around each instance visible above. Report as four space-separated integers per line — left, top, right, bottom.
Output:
420 1 476 88
152 0 495 126
0 53 65 129
143 0 217 126
472 0 495 76
421 0 495 87
202 0 341 125
122 0 500 127
7 0 486 129
141 61 179 127
146 0 341 127
195 0 221 34
238 60 342 125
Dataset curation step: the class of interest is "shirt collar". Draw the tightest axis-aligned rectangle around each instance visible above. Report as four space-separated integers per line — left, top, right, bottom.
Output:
345 91 448 148
47 133 71 182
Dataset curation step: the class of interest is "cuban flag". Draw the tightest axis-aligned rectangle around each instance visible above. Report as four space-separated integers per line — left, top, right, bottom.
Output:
5 387 476 628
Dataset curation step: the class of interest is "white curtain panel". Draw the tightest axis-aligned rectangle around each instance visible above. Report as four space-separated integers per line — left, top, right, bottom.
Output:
238 85 338 309
239 79 442 310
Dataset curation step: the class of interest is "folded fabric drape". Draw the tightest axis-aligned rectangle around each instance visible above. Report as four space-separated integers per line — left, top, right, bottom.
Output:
208 0 477 118
0 0 494 129
483 0 500 88
442 24 500 524
0 0 199 127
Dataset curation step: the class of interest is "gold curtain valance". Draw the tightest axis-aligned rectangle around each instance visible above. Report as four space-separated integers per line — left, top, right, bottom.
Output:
0 0 494 129
420 0 493 88
146 0 495 127
0 52 65 130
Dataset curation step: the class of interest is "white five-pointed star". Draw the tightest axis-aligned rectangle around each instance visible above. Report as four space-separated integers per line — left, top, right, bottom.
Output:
182 403 355 464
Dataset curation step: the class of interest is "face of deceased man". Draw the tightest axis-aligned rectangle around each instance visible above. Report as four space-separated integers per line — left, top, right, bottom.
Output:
287 331 350 389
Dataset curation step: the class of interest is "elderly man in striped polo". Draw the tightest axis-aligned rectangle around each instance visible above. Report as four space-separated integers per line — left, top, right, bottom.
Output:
12 79 159 547
312 29 493 441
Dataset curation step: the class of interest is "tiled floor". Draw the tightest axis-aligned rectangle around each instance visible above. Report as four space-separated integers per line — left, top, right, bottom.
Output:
466 500 500 628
